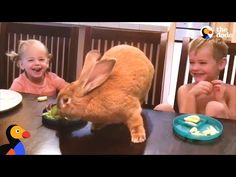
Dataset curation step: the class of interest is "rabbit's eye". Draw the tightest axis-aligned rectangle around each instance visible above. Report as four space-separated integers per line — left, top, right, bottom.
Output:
62 97 70 105
59 96 71 109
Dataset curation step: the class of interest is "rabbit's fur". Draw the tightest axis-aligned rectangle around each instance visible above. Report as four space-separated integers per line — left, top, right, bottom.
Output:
57 44 154 143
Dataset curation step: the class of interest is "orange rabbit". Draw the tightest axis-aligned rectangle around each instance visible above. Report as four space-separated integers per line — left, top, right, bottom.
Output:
57 44 154 143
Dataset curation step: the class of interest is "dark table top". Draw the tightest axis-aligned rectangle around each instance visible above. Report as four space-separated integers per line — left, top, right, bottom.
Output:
1 93 236 155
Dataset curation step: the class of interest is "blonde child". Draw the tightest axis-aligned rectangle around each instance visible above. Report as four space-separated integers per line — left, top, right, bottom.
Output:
154 35 236 120
6 39 68 96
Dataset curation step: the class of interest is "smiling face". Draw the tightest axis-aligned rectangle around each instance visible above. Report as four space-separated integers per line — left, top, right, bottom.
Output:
188 36 228 83
189 46 225 83
19 43 49 84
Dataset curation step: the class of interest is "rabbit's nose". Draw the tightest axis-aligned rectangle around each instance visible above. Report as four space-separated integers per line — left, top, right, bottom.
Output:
59 96 71 108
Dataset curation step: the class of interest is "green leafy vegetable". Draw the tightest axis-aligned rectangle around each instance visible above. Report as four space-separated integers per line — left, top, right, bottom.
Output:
42 105 61 119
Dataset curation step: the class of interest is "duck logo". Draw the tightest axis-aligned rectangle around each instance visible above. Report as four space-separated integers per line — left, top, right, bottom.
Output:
200 26 213 40
0 124 30 155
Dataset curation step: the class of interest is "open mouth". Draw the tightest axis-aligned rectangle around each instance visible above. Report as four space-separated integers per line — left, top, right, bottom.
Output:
32 67 42 72
30 67 44 77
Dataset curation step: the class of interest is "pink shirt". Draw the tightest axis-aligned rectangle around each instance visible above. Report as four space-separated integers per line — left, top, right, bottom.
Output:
10 72 68 96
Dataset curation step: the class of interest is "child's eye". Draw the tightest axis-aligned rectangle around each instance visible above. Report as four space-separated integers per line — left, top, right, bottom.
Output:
39 58 47 62
200 62 207 64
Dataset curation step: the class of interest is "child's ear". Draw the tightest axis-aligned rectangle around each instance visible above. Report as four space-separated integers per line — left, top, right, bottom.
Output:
218 57 227 71
47 58 50 67
18 61 25 70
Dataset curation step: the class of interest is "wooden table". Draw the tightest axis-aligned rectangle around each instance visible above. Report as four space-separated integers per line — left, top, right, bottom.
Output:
1 93 236 155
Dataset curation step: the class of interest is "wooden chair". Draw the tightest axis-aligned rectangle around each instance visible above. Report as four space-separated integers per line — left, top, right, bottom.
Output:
173 37 191 112
0 22 79 89
173 37 236 112
83 26 169 109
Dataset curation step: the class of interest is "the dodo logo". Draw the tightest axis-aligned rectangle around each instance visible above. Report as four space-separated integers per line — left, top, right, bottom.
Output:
200 26 213 40
0 124 30 155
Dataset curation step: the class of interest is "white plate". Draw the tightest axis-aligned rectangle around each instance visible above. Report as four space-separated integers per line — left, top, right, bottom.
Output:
0 89 22 112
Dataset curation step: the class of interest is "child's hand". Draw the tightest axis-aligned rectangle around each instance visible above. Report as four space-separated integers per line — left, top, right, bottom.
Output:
190 81 213 97
211 80 226 101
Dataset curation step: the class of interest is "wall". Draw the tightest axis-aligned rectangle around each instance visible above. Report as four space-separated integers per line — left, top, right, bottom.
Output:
211 22 236 42
53 22 171 32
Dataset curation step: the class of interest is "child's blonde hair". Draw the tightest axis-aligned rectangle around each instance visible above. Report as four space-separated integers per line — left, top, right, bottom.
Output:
189 34 228 61
5 39 52 64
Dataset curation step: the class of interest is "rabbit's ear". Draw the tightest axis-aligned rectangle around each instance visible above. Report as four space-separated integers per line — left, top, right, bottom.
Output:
79 50 101 83
82 59 116 94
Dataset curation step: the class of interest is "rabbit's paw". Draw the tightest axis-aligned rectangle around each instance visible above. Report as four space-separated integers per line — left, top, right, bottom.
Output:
130 126 146 143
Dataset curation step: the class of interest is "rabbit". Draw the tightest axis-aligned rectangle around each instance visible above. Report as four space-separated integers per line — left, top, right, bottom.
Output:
57 44 154 143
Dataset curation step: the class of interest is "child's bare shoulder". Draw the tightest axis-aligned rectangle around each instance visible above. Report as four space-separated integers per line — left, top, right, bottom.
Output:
225 84 236 101
225 83 236 89
225 84 236 93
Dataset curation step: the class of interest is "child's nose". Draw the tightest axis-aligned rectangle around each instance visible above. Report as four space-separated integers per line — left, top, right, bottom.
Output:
34 59 40 65
190 64 199 71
